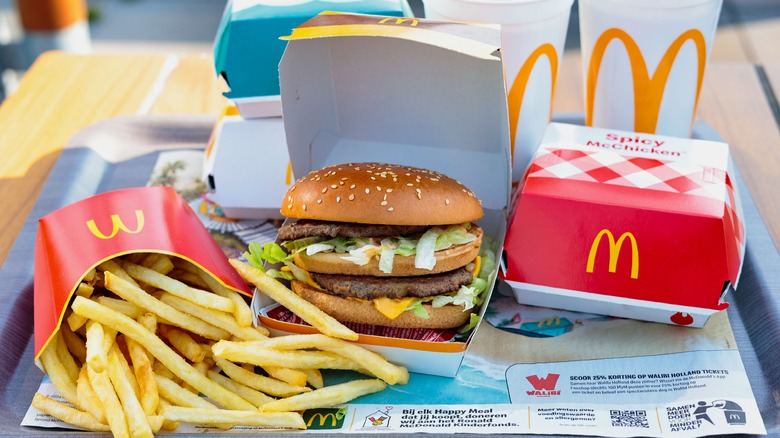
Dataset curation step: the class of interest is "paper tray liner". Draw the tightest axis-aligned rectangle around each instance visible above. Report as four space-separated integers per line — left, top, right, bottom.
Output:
33 186 252 360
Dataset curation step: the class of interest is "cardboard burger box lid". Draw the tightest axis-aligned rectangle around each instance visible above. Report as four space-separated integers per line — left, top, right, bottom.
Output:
255 12 511 377
213 0 413 118
501 123 745 328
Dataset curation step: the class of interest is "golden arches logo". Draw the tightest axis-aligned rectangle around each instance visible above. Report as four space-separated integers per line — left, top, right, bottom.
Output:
306 413 339 428
378 17 418 27
86 210 145 239
586 229 639 279
507 43 558 163
586 27 707 134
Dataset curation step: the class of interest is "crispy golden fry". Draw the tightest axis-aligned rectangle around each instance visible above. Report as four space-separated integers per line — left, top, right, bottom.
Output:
147 415 164 433
213 341 362 373
126 337 158 416
103 272 229 341
119 261 234 312
162 326 206 363
67 312 88 332
71 297 254 410
158 293 268 340
205 370 274 408
85 321 110 373
169 270 210 289
98 260 140 288
136 313 158 334
107 351 153 438
263 366 309 388
162 406 306 429
214 357 310 398
156 398 180 431
77 366 106 424
229 259 358 340
301 368 324 389
59 321 87 364
54 332 79 382
193 267 253 328
248 334 409 385
139 253 174 275
40 343 79 408
75 282 95 298
88 366 130 438
152 360 175 381
153 374 216 410
31 393 110 432
261 379 386 413
82 268 97 283
109 342 140 398
96 296 144 319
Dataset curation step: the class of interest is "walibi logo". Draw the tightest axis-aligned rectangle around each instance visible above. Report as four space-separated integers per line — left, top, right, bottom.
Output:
526 373 562 397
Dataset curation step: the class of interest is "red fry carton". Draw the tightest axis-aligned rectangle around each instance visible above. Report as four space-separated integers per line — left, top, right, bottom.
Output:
500 123 745 327
33 186 251 363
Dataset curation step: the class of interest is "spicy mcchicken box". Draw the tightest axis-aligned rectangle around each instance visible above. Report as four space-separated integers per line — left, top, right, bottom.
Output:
33 186 251 362
501 123 745 327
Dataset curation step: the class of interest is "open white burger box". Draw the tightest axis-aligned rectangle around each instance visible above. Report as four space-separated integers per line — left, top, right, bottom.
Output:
251 12 510 377
501 123 746 328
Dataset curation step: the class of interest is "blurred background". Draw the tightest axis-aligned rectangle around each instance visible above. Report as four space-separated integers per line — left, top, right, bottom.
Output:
0 0 777 98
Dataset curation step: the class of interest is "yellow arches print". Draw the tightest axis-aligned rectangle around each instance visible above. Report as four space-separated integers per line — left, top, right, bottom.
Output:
586 27 707 134
507 43 559 165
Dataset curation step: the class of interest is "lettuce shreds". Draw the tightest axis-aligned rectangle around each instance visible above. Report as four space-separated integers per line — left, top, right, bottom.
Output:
414 227 444 270
378 238 396 274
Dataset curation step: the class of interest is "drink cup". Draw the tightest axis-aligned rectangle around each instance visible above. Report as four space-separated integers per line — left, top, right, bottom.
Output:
579 0 723 137
423 0 573 182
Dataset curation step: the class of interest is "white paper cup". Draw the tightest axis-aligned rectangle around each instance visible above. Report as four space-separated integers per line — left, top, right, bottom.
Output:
579 0 723 137
423 0 573 182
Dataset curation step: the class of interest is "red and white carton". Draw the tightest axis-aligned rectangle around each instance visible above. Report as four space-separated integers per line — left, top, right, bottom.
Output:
501 123 745 327
33 186 251 366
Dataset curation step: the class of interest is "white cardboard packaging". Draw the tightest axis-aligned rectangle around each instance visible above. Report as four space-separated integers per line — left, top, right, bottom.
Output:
254 12 511 377
203 110 292 219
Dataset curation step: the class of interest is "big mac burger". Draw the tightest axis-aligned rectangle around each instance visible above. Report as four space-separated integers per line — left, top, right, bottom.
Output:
249 162 493 331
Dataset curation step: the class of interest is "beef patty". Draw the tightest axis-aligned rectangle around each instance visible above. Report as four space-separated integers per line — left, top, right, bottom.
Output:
278 219 429 241
309 267 474 300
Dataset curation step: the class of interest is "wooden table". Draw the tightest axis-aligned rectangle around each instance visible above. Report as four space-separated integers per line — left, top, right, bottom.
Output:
0 51 778 268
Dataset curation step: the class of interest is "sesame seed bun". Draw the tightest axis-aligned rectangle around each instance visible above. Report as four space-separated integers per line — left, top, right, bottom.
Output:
292 224 483 277
281 163 483 225
291 280 475 329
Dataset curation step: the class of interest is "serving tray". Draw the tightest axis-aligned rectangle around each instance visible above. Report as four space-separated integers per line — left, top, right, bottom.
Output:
1 115 777 436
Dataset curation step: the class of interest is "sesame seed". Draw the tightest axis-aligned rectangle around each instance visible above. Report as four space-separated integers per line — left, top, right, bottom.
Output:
341 177 348 181
365 188 370 194
287 203 293 209
445 199 450 205
317 199 322 204
302 204 307 211
370 177 376 180
331 184 337 189
381 201 387 206
407 183 414 186
349 194 355 201
386 188 393 193
336 196 341 202
387 207 394 211
321 188 328 193
350 184 356 189
376 186 381 191
383 194 387 200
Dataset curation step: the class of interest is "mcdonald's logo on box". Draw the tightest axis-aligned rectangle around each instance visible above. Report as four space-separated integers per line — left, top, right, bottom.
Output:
500 123 745 328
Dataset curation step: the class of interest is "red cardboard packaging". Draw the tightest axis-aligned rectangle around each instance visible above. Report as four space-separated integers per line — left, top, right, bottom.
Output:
501 123 745 327
33 186 251 363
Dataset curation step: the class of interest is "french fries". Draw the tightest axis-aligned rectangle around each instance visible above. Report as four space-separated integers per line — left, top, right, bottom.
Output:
229 259 359 341
34 253 408 435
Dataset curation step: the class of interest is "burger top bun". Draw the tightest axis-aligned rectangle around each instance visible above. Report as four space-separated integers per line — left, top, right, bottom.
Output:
281 162 484 225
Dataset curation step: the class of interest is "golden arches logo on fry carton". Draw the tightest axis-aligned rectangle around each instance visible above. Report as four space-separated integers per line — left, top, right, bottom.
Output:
586 27 707 134
33 186 252 358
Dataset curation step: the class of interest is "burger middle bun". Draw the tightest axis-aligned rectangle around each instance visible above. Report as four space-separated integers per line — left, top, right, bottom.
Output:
292 225 483 277
292 281 476 329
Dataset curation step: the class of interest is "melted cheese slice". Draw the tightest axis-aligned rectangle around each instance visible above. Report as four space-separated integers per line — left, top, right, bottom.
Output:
373 297 418 320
